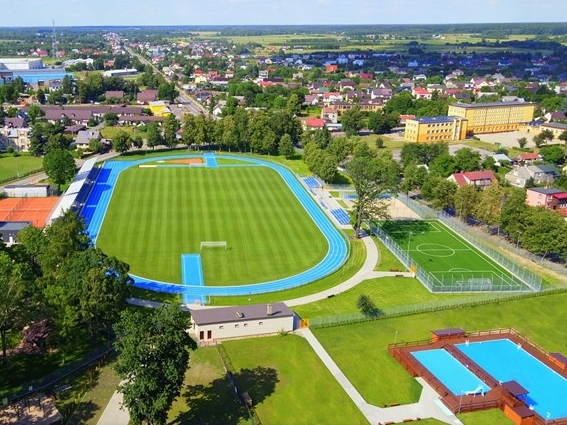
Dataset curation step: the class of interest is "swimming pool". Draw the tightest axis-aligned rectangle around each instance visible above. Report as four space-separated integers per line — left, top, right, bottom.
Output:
412 349 490 396
457 339 567 420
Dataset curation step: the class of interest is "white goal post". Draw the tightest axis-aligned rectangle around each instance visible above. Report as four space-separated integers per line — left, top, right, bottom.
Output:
200 241 228 250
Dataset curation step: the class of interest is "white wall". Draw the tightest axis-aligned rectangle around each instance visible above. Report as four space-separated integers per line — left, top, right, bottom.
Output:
193 315 294 341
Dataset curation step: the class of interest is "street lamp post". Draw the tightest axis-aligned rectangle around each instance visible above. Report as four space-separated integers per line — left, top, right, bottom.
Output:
515 231 522 253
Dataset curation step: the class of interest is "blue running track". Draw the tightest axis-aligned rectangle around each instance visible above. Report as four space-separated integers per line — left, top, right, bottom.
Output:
80 154 348 302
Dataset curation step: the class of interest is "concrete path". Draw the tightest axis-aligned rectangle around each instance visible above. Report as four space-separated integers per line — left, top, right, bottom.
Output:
96 382 130 425
297 328 463 425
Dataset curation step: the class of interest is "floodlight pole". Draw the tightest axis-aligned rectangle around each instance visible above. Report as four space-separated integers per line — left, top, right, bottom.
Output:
407 231 412 253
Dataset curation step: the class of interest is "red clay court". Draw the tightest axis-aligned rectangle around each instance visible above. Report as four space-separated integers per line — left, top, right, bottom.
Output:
0 197 59 228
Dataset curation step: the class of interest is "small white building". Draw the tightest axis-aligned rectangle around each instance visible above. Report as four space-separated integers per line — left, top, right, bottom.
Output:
190 302 295 343
4 184 51 198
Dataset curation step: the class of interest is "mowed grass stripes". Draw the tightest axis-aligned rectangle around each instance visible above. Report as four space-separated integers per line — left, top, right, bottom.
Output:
96 166 328 285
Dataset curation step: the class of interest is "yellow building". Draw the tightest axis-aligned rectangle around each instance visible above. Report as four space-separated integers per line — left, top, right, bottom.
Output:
148 100 172 117
404 116 468 143
447 102 535 134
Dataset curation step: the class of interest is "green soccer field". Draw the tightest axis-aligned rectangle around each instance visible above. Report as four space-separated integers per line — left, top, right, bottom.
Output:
380 220 525 290
96 166 328 285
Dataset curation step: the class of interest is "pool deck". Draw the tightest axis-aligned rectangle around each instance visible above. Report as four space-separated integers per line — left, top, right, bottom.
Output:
389 328 567 423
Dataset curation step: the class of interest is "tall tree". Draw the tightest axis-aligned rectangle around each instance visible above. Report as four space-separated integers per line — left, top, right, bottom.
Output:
453 184 480 220
0 251 28 364
27 105 45 125
347 150 398 238
114 304 195 425
454 148 481 172
163 115 180 148
500 188 529 238
475 182 504 227
113 131 132 154
146 122 163 150
341 106 364 137
278 133 295 159
43 149 76 191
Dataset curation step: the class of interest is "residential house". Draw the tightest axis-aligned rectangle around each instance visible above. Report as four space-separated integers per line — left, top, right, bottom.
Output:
303 118 326 131
75 130 102 150
339 79 355 91
526 187 567 215
148 101 172 117
105 90 124 99
321 107 338 124
448 170 497 188
189 302 295 344
504 164 560 187
0 118 31 151
413 87 431 100
136 89 159 104
212 100 227 116
514 152 540 165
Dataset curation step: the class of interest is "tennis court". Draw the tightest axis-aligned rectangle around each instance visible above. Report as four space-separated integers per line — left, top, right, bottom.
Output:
380 219 526 291
0 197 59 228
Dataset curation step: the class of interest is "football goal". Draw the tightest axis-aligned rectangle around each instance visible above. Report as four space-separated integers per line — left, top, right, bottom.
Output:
200 241 228 250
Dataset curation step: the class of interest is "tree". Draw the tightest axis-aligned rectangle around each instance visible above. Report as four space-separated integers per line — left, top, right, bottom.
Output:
375 137 384 149
347 151 398 238
539 145 565 165
454 148 481 172
558 130 567 148
482 156 498 172
43 149 76 191
428 154 457 177
89 138 105 154
157 82 178 102
341 106 364 136
357 294 380 317
278 133 295 159
521 207 567 259
286 93 302 116
368 113 392 134
44 247 132 342
46 133 71 153
132 134 144 149
0 251 28 364
114 304 195 425
401 163 428 194
113 131 132 154
475 182 504 227
430 179 457 211
162 115 180 148
27 105 45 125
500 188 529 238
317 152 338 183
103 112 119 126
517 137 528 149
146 122 163 149
453 184 480 220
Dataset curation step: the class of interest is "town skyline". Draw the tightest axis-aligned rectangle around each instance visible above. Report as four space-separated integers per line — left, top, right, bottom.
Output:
4 0 567 27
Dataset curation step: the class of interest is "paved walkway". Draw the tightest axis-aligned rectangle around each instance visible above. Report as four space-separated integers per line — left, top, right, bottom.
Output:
297 327 463 425
96 382 130 425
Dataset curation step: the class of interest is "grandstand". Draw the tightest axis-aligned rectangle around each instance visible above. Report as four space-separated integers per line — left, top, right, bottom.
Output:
330 208 351 225
303 177 320 189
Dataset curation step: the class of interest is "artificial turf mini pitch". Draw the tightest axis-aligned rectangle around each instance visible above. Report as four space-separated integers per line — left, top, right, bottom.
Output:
96 166 328 285
380 219 523 290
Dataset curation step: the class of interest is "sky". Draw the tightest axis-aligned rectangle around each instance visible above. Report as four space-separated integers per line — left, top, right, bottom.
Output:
3 0 567 27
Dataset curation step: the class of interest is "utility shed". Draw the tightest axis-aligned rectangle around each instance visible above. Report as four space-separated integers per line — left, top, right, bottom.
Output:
190 302 295 343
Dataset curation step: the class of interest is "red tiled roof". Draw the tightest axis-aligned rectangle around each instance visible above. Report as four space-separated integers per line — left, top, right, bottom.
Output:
519 152 539 160
305 118 325 128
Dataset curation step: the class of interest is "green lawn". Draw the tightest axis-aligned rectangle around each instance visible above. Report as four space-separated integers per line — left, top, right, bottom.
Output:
381 220 526 290
97 166 328 285
209 232 364 305
223 335 369 425
313 292 567 409
0 154 43 182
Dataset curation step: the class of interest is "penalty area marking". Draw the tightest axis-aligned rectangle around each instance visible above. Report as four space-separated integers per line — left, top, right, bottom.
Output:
416 243 456 258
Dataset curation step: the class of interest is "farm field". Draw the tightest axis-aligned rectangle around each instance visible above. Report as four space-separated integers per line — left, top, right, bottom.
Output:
96 165 328 285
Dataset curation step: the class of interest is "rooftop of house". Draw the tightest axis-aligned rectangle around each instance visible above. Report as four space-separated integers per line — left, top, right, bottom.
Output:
190 302 293 325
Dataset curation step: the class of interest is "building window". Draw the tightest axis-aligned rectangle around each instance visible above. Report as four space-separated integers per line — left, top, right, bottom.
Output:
244 323 248 327
219 326 224 329
259 321 264 325
235 324 239 328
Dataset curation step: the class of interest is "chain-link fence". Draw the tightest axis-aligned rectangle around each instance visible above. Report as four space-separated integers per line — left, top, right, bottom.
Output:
309 287 567 328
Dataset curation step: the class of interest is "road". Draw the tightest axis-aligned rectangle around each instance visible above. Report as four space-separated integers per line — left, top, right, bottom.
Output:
124 46 207 117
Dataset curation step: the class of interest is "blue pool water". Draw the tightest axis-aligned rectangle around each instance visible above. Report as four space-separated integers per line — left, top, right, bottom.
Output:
412 349 490 396
457 339 567 420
